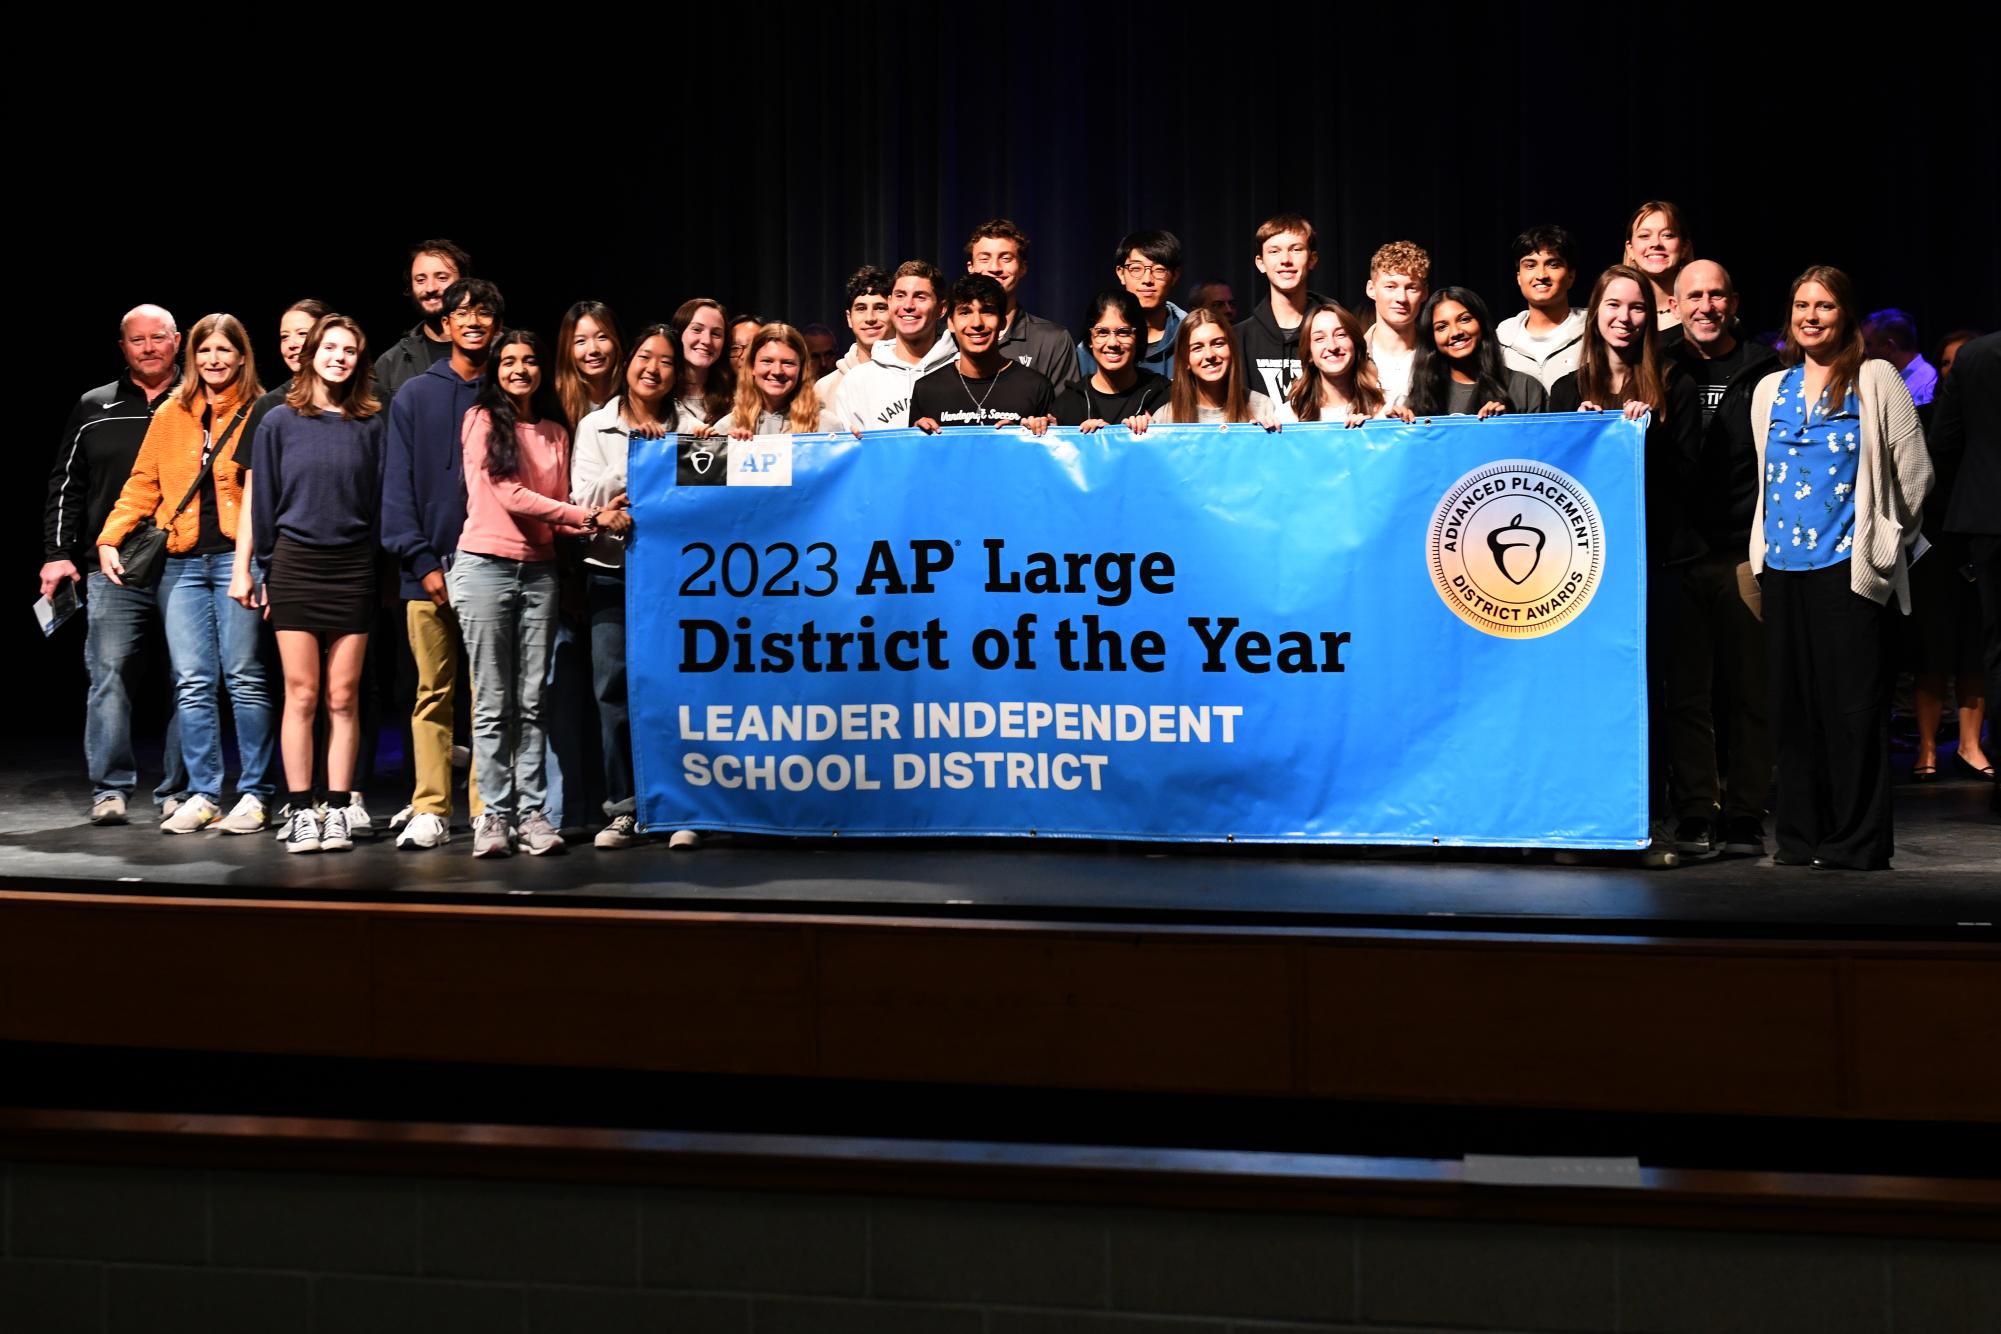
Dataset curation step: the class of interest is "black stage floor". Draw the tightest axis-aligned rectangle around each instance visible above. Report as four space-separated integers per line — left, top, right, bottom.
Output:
2 751 1995 941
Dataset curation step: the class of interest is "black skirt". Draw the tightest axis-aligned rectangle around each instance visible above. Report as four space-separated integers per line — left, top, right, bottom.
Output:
266 535 377 635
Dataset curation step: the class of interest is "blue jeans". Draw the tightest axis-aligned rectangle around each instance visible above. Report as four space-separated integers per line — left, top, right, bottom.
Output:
84 572 189 806
158 551 276 801
451 552 558 821
587 569 634 816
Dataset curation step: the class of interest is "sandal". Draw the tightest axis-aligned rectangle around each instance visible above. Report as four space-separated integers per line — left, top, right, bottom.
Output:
1911 762 1939 783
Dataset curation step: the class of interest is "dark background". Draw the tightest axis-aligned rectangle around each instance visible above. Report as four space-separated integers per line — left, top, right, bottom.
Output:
15 4 1999 744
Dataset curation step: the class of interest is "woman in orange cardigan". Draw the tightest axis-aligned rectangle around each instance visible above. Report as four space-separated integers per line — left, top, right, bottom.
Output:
97 313 276 835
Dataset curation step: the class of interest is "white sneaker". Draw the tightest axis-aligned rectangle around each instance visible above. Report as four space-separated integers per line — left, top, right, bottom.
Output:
161 794 221 834
216 794 268 834
91 793 128 825
395 812 451 849
336 794 374 841
595 814 639 849
472 812 514 858
388 804 414 831
161 795 183 819
668 828 702 850
319 804 353 852
282 805 323 854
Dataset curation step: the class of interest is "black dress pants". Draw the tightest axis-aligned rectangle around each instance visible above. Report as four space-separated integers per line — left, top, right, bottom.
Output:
1763 563 1893 869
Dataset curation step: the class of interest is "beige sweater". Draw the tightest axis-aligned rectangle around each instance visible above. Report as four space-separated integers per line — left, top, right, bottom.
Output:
1749 358 1931 611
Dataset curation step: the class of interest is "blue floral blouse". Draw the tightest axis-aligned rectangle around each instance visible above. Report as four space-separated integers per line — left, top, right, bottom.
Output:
1763 364 1861 570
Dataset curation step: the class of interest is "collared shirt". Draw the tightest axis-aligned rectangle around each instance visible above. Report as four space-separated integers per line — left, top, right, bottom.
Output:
995 309 1080 392
1763 364 1861 570
1900 354 1938 406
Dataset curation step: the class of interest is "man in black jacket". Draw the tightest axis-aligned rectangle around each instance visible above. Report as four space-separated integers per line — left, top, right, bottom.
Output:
373 239 471 402
41 304 191 825
1930 330 2001 815
1667 260 1781 856
1238 212 1333 404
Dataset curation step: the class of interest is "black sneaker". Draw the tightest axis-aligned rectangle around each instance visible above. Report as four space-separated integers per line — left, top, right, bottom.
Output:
1673 817 1717 858
1720 817 1768 856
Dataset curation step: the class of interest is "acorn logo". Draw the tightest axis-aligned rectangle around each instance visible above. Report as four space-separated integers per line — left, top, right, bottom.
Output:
1428 461 1603 639
676 436 727 487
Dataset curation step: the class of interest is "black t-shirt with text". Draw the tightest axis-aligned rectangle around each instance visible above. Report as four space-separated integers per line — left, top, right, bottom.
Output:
1686 339 1759 427
910 360 1055 428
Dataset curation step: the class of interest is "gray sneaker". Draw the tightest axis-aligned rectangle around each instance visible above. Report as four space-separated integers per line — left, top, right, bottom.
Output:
594 813 639 849
517 810 566 856
215 794 268 835
472 812 514 858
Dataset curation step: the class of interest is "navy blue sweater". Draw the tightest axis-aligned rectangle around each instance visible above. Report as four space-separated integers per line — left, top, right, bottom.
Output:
380 357 481 598
249 405 386 569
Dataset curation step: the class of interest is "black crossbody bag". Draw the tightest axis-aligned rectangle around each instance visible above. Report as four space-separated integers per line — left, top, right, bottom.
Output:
115 404 249 589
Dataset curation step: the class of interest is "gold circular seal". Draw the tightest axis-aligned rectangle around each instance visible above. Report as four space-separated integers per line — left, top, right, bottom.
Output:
1428 460 1604 638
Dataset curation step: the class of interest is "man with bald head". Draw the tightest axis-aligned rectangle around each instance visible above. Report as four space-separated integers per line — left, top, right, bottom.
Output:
42 304 191 825
1666 261 1781 858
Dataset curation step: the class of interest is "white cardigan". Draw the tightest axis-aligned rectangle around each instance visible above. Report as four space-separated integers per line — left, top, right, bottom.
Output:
1749 358 1932 611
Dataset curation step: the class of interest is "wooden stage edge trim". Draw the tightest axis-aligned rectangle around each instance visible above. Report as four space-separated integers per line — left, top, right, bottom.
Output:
6 888 2000 1124
4 1108 1997 1241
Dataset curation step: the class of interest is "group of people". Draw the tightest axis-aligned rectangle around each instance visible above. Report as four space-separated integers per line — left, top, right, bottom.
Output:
40 208 2001 870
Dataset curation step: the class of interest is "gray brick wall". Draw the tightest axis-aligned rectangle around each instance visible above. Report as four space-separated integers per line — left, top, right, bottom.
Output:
3 1161 1995 1333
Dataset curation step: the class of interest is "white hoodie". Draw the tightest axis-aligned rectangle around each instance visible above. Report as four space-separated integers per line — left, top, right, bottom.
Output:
1495 308 1587 390
833 333 959 431
813 342 871 413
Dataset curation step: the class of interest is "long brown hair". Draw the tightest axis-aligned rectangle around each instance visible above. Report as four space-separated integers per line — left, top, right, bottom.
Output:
729 323 823 434
554 300 625 429
173 313 263 410
1286 303 1385 420
1168 307 1252 423
1780 265 1867 415
285 314 381 420
671 297 734 425
1574 265 1669 417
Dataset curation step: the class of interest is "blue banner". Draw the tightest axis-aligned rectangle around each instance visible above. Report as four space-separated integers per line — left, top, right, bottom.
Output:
627 414 1647 847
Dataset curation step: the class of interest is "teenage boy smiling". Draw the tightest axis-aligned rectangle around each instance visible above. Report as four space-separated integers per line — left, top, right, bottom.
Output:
1078 230 1187 381
1362 240 1431 408
967 218 1080 392
1238 212 1333 402
833 260 959 431
1495 224 1587 391
911 274 1055 433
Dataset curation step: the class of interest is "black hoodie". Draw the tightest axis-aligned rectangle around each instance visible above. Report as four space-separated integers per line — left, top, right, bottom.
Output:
1237 291 1333 403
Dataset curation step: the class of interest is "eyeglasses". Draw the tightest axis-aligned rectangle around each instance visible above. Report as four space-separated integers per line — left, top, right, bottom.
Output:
1089 327 1137 342
1119 262 1173 280
449 306 498 323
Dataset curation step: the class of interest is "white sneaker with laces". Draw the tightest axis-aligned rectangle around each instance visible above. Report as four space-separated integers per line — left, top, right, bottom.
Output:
216 794 268 834
395 811 451 849
282 805 323 854
388 804 414 831
161 795 183 819
91 793 128 825
336 793 374 841
161 794 221 835
594 814 639 849
319 804 353 852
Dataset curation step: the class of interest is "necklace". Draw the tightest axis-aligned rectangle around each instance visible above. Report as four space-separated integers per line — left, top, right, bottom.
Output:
959 361 1010 417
